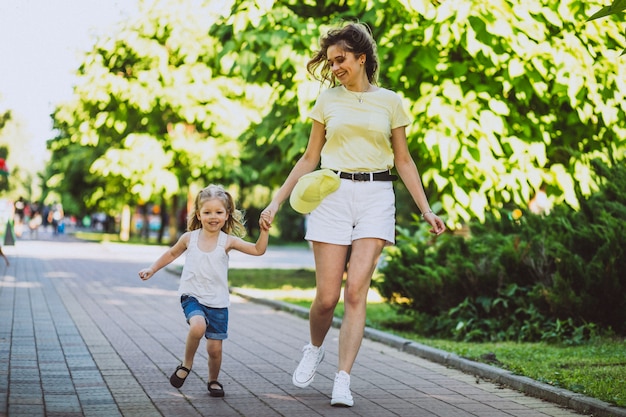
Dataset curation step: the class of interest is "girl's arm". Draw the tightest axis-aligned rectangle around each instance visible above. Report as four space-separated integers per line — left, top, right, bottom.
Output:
138 232 190 280
391 126 446 235
227 226 270 256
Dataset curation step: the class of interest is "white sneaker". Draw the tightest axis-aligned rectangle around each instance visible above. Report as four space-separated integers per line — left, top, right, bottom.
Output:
331 370 354 407
292 343 325 388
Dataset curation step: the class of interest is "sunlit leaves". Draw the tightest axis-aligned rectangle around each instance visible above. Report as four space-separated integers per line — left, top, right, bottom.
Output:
47 0 253 213
45 0 626 226
388 0 626 226
587 0 626 20
90 133 178 201
551 163 579 208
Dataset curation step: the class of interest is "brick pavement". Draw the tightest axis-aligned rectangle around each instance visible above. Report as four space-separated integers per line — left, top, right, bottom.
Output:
0 233 598 417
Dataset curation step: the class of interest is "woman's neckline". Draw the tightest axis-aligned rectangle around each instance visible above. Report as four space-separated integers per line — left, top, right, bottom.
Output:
341 84 379 103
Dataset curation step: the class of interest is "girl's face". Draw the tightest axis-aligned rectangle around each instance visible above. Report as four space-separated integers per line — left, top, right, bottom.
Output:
327 44 365 87
196 198 229 232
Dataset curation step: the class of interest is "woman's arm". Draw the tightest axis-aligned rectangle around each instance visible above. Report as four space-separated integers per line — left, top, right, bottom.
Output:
261 120 326 228
391 126 446 235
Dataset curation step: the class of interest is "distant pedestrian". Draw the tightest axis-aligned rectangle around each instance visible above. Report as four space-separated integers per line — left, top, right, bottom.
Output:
48 202 64 235
139 185 270 397
14 197 25 237
28 211 42 239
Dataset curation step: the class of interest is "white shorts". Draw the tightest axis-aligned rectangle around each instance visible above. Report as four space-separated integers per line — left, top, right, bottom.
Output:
305 179 396 245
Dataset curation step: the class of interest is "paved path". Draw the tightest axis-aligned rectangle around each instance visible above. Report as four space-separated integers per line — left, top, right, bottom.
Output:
0 233 602 417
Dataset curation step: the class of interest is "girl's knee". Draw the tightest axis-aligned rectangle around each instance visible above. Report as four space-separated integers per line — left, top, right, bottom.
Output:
207 340 223 358
189 317 206 337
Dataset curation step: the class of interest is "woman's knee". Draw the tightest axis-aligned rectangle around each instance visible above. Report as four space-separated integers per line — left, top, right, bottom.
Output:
313 292 340 313
343 280 370 308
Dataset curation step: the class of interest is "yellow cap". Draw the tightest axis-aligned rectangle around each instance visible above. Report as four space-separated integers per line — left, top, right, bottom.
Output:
289 169 340 214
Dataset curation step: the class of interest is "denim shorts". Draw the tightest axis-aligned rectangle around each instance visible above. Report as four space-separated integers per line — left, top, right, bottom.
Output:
180 295 228 340
306 178 396 245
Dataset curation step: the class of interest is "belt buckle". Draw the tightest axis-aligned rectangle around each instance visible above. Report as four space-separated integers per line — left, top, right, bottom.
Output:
353 172 369 181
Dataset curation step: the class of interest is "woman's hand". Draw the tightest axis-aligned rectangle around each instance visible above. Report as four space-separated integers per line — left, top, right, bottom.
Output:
423 212 446 235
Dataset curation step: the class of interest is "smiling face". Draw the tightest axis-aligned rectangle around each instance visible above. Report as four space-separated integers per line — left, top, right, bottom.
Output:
196 198 229 232
327 44 366 89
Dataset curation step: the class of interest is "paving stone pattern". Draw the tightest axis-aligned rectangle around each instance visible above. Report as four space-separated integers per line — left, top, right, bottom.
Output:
0 235 590 417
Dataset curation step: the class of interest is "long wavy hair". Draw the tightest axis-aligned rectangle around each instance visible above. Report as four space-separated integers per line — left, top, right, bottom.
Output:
187 185 246 237
306 21 379 87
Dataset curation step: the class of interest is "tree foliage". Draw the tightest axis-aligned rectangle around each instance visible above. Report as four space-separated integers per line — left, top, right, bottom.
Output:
0 109 41 200
588 0 626 20
47 0 626 229
0 110 10 131
587 0 626 48
587 0 626 54
48 0 271 215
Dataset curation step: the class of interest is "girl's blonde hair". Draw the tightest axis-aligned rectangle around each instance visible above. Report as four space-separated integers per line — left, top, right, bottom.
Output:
187 184 247 237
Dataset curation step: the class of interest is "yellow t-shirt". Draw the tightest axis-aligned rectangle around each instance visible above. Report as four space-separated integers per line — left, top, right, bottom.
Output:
308 85 411 172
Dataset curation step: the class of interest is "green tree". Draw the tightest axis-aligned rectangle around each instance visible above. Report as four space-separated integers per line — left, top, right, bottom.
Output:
0 110 10 130
587 0 626 54
0 111 10 192
47 0 626 232
0 109 41 200
212 0 626 227
48 0 271 238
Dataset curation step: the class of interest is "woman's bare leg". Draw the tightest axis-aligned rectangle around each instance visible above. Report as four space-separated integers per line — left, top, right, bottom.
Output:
309 242 350 346
337 238 385 373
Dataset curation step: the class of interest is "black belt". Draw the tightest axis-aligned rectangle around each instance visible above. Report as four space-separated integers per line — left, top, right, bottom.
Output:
333 170 398 182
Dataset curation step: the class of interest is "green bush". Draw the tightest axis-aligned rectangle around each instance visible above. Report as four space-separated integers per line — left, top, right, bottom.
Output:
539 160 626 333
376 160 626 342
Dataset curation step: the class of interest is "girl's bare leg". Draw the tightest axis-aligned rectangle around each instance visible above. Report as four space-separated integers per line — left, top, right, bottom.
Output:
176 315 205 378
207 339 223 381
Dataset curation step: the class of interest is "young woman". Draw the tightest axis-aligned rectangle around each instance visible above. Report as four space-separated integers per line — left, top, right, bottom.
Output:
260 22 445 407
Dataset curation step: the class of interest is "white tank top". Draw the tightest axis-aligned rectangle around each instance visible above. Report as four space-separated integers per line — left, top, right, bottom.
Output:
178 229 230 308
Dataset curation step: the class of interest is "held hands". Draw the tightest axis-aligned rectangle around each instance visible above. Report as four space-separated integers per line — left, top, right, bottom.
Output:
259 211 271 232
423 212 446 235
138 268 154 281
259 203 278 231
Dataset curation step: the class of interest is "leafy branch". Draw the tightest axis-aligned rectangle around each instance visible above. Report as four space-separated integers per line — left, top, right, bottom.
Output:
587 0 626 55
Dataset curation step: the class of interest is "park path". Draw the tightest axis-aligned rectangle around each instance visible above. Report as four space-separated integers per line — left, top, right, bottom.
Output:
0 232 591 416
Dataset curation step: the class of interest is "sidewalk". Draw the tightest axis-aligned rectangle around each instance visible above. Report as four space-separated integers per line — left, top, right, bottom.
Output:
0 235 621 416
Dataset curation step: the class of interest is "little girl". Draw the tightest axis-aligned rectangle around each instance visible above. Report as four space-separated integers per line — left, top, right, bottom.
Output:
138 184 270 397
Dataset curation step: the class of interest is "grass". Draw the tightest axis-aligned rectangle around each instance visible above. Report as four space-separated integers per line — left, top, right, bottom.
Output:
420 338 626 408
229 268 626 408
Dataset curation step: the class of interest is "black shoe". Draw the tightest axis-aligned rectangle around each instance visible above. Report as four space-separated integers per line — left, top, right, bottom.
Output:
170 364 191 388
208 380 224 397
